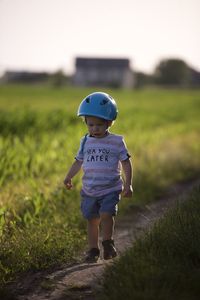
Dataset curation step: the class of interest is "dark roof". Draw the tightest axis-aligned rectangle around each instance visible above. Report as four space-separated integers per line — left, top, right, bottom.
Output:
76 57 130 68
3 71 49 82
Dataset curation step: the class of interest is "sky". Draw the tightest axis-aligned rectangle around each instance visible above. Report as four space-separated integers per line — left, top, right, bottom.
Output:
0 0 200 76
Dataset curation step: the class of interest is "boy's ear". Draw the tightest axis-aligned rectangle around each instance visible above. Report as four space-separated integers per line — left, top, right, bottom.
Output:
107 120 113 127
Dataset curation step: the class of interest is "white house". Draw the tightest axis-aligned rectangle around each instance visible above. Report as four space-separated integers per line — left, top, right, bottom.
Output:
73 57 134 88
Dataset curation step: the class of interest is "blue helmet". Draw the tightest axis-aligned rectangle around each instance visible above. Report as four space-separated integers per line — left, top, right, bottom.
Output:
77 92 118 121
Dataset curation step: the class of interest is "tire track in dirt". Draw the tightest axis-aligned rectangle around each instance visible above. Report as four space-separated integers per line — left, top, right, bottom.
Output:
15 178 199 300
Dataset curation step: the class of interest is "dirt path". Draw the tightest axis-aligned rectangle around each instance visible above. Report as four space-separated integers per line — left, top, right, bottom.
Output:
15 178 199 300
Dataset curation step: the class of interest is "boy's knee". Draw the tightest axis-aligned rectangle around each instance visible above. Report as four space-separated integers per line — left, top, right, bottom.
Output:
88 217 100 225
100 212 113 220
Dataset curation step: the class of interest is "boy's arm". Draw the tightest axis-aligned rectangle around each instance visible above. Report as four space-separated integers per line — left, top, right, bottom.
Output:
121 158 133 198
64 159 83 190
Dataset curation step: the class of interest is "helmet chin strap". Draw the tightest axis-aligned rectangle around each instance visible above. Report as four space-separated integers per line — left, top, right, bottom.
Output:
107 120 113 128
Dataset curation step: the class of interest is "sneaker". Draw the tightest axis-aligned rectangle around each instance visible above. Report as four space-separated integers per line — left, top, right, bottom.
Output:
84 248 100 263
102 239 117 260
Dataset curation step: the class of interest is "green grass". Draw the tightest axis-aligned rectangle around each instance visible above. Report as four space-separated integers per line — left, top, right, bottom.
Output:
0 84 200 289
99 186 200 300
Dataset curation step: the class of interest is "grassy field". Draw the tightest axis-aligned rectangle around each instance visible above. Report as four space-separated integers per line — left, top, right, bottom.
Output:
0 84 200 288
100 186 200 300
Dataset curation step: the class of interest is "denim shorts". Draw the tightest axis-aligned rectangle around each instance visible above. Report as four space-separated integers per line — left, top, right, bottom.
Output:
80 190 121 220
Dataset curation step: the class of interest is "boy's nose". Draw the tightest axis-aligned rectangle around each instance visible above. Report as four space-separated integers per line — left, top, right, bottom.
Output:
93 126 99 131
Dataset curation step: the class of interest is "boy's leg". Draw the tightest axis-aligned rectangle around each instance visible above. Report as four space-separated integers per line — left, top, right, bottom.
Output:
100 212 114 241
99 191 120 260
99 190 120 240
87 217 101 249
85 217 101 263
100 212 117 260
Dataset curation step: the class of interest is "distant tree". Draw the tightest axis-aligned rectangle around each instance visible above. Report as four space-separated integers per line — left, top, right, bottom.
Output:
154 58 191 86
134 72 154 88
50 69 69 87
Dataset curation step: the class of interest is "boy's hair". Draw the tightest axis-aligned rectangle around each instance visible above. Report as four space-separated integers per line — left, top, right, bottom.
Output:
83 116 114 127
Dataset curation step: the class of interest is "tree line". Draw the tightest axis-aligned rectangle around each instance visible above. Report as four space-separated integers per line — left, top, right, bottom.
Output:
1 58 200 88
135 58 200 88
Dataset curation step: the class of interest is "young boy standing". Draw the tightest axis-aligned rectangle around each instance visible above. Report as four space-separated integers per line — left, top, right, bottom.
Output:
64 92 133 262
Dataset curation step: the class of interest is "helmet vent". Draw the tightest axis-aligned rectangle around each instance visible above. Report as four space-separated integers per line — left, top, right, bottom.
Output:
85 97 90 103
100 98 109 105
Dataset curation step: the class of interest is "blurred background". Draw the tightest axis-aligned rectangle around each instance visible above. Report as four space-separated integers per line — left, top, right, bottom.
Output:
0 0 200 88
0 1 200 292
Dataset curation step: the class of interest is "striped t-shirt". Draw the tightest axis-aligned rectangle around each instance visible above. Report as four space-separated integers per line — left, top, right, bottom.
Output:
75 133 130 197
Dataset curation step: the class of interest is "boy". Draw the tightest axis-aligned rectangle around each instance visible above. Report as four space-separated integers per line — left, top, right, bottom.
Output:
64 92 133 262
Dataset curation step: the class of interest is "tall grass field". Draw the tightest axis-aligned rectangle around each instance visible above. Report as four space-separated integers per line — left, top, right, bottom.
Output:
0 85 200 290
100 186 200 300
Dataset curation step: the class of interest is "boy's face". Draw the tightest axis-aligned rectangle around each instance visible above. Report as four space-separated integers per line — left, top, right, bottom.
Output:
86 116 110 138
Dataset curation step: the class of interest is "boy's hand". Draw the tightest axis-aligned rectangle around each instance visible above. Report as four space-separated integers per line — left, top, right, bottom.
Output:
123 185 133 198
64 177 73 190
